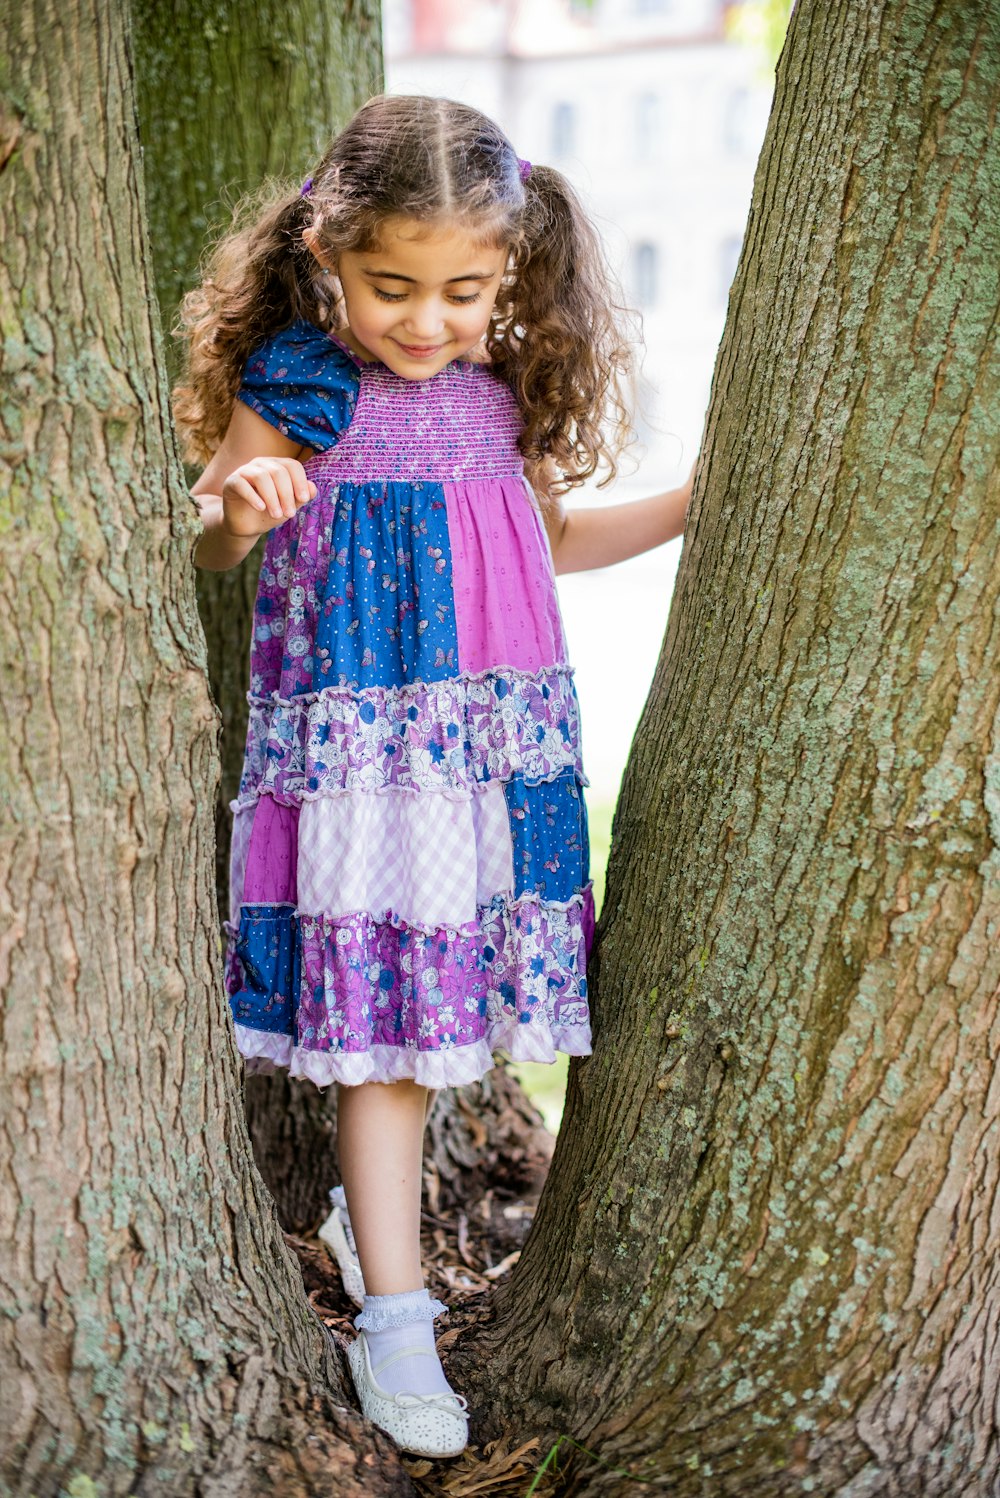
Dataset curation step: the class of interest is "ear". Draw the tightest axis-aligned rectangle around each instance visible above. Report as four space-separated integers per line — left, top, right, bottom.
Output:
302 226 334 272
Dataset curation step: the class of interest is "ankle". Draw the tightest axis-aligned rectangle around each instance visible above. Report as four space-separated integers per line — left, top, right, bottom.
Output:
355 1287 446 1331
355 1288 453 1398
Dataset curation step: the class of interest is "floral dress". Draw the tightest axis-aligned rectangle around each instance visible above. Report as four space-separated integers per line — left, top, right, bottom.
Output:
224 320 594 1087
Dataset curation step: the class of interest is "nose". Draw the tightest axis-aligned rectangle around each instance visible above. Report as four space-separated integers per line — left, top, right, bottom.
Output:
403 297 446 340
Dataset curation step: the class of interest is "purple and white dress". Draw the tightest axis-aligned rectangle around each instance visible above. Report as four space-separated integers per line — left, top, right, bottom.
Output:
224 320 594 1088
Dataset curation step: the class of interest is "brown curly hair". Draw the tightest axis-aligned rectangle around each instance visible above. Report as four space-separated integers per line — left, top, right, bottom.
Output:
173 95 636 490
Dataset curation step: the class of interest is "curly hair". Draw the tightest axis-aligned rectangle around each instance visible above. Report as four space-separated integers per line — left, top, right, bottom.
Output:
173 95 636 488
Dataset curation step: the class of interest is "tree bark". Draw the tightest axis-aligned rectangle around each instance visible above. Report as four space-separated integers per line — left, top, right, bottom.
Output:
0 5 408 1492
468 3 1000 1494
131 0 554 1233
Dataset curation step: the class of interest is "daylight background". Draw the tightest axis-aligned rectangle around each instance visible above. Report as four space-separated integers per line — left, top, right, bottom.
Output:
384 0 783 1123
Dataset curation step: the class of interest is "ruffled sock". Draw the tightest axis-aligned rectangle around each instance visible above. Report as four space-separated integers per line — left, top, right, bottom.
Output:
355 1288 453 1397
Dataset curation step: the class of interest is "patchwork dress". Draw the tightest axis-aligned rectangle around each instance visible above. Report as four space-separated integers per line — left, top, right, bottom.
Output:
224 320 594 1088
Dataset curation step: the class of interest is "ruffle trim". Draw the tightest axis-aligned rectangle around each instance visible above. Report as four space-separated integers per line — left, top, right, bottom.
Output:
237 664 586 805
249 661 567 710
233 1022 593 1090
269 889 588 941
354 1292 449 1331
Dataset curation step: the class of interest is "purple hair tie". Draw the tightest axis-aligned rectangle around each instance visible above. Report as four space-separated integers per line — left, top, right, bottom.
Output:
300 177 313 197
517 158 532 183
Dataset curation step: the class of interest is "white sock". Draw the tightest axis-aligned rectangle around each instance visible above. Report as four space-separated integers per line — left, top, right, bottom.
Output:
355 1289 453 1397
330 1184 357 1256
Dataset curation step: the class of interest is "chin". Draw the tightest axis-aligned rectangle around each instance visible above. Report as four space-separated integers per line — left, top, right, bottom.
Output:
390 362 442 382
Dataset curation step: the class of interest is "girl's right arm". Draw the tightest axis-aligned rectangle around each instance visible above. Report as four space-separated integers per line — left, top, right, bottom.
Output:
191 402 317 571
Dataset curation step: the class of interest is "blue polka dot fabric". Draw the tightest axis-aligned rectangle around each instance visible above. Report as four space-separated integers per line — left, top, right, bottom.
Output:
238 320 359 450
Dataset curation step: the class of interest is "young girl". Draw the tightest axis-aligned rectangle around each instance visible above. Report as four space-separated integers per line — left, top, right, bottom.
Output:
182 94 690 1459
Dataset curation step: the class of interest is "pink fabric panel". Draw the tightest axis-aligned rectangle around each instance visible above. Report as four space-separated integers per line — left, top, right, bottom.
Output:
242 796 300 903
446 478 568 673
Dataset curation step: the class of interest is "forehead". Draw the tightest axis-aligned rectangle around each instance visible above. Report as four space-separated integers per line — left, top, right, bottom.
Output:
355 217 508 278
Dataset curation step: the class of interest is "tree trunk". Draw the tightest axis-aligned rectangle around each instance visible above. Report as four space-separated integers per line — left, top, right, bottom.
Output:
131 0 370 1228
131 0 554 1233
468 3 1000 1493
0 5 408 1492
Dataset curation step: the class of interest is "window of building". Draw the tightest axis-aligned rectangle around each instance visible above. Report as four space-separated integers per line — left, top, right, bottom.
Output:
634 242 659 307
552 101 576 158
635 91 660 160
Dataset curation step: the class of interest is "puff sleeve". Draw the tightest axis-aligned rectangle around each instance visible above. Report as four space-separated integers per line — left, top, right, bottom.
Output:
237 319 359 452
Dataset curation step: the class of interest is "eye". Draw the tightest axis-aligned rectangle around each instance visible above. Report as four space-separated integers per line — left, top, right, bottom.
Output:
450 292 483 305
372 288 406 303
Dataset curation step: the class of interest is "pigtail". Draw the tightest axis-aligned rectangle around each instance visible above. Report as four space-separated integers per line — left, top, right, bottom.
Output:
488 165 636 492
172 182 334 465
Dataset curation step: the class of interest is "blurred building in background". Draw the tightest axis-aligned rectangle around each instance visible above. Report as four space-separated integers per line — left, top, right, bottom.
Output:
384 0 772 488
383 0 776 809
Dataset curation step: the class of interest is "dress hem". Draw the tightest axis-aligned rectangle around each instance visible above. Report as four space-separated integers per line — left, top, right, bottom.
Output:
233 1023 593 1089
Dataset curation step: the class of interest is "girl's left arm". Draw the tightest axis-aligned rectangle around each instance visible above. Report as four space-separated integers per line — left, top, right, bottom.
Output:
540 464 694 576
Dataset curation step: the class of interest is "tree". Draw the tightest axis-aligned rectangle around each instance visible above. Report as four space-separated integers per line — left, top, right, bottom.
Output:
131 0 554 1235
467 3 1000 1493
0 4 407 1491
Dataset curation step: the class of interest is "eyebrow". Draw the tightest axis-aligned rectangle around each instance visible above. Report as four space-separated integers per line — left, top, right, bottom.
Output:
361 269 497 284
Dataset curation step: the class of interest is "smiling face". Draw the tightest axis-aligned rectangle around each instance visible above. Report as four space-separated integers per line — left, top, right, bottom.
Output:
324 217 509 380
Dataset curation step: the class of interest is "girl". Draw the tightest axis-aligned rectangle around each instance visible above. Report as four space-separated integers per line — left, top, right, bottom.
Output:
182 95 690 1459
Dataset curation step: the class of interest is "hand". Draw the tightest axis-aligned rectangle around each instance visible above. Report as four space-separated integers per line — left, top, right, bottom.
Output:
221 457 317 538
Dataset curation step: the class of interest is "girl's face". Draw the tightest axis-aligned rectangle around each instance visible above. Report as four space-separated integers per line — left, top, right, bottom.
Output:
330 218 508 380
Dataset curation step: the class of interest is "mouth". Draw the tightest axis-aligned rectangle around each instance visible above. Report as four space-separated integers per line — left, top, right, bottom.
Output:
396 342 445 358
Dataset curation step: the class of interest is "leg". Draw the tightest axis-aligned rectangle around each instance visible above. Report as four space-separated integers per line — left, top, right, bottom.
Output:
337 1078 427 1293
325 1083 439 1303
338 1080 467 1455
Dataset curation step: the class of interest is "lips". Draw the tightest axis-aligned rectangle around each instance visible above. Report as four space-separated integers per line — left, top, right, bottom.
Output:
397 342 444 358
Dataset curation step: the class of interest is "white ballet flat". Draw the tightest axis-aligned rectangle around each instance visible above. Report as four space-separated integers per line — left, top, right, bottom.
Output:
317 1190 366 1307
347 1332 469 1458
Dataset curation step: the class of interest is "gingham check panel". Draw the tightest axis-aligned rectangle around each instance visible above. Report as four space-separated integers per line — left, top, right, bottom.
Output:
472 780 515 906
297 783 513 929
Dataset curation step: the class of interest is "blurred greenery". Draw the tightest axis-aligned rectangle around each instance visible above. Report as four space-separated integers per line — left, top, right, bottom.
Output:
724 0 794 75
511 794 616 1134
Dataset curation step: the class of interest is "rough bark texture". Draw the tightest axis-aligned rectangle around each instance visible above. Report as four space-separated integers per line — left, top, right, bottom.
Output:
131 0 554 1234
0 5 409 1492
467 3 1000 1494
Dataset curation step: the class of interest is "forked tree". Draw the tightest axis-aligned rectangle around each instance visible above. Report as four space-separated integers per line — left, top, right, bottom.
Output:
467 2 1000 1494
4 0 998 1493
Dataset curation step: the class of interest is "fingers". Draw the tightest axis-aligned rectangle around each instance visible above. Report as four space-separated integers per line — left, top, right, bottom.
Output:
223 457 317 526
